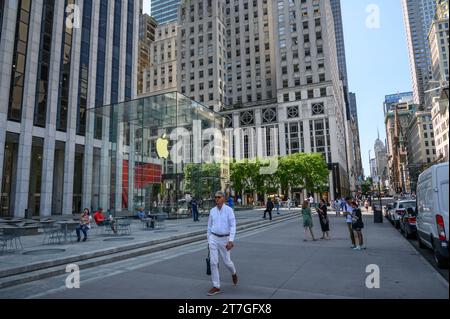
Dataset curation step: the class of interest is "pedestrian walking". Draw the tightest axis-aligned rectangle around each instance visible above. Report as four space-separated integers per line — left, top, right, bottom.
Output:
309 195 314 208
206 191 238 296
343 197 356 248
286 197 291 210
301 200 317 241
192 198 199 222
275 196 281 215
317 199 331 240
263 197 274 220
351 201 365 250
334 199 341 216
364 199 369 212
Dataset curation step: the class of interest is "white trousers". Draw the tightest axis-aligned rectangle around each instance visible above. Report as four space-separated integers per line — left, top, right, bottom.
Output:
208 235 236 288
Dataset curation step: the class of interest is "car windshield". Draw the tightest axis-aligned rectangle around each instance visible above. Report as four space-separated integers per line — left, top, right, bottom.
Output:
398 201 416 209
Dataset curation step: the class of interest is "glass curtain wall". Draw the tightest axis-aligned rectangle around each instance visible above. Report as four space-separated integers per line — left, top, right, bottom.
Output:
89 92 227 217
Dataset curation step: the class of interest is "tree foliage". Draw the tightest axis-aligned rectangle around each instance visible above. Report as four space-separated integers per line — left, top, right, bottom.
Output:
184 163 221 198
230 153 329 195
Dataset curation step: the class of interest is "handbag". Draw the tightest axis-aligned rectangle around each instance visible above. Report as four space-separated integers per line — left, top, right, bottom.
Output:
206 247 211 275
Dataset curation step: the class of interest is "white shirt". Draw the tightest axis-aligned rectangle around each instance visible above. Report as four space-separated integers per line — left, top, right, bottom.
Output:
207 204 236 242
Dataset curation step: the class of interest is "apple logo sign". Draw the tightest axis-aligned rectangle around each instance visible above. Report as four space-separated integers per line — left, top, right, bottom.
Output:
156 134 169 159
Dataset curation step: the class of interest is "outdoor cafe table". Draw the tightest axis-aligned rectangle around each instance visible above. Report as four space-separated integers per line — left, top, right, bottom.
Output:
56 220 79 244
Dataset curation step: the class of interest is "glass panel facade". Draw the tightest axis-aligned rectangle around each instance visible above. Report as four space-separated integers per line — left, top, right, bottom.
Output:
28 137 44 216
76 0 92 135
34 0 55 127
89 92 228 216
8 0 31 122
57 0 74 131
111 0 121 104
94 0 108 139
125 0 133 100
1 133 19 217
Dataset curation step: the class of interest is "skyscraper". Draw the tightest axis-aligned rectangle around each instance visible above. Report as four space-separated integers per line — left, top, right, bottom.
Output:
177 0 352 199
0 0 139 218
330 0 349 92
401 0 437 105
151 0 181 25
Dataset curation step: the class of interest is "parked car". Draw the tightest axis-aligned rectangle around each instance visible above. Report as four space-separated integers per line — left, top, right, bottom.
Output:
384 203 394 219
390 200 417 228
416 162 449 268
399 207 417 239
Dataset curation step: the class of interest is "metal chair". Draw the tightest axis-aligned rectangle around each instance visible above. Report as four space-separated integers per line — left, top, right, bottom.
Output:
42 223 63 245
117 219 132 235
155 213 168 230
1 227 25 253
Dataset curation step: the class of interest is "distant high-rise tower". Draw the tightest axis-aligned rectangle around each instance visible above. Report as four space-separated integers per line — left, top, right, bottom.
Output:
401 0 437 105
151 0 180 24
330 0 349 92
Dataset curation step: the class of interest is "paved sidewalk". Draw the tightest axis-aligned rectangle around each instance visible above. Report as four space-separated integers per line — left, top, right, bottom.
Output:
2 206 447 299
0 208 297 275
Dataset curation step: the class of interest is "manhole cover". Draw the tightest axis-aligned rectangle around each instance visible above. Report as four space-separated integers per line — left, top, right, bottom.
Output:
154 230 178 233
103 237 135 241
23 249 66 255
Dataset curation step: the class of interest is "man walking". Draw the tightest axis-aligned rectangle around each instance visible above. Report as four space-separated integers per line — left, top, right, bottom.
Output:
192 198 199 222
207 191 238 296
263 197 274 220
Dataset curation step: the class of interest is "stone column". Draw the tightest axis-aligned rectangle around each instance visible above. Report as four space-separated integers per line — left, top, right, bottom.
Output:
62 0 83 216
40 0 65 217
82 0 100 211
13 0 43 218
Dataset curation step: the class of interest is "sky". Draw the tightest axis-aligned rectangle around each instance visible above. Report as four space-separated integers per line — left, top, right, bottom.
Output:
143 1 151 15
142 0 413 178
341 0 412 177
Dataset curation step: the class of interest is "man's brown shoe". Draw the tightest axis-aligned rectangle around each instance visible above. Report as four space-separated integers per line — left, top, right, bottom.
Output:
232 273 238 285
207 287 221 296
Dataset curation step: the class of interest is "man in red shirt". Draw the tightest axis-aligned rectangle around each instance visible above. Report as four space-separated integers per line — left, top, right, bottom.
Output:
93 208 117 234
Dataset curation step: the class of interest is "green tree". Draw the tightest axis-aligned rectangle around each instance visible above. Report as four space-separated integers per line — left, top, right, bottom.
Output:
184 163 221 199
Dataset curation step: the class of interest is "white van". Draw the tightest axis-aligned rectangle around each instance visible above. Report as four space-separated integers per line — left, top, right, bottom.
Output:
416 162 449 268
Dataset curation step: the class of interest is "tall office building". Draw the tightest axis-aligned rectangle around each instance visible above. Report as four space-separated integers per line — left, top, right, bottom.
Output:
428 0 449 84
402 0 437 105
0 0 139 218
374 135 388 187
151 0 181 25
330 0 348 92
142 22 178 95
138 14 158 94
177 0 351 200
349 92 363 182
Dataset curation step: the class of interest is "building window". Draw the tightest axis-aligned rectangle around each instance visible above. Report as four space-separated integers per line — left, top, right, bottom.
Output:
287 106 299 119
34 0 56 128
312 103 324 115
262 108 277 124
8 0 32 122
240 110 254 126
77 0 93 136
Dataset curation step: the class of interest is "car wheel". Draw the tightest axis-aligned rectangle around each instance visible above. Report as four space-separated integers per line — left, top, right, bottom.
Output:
434 244 449 269
418 235 427 249
403 226 409 239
